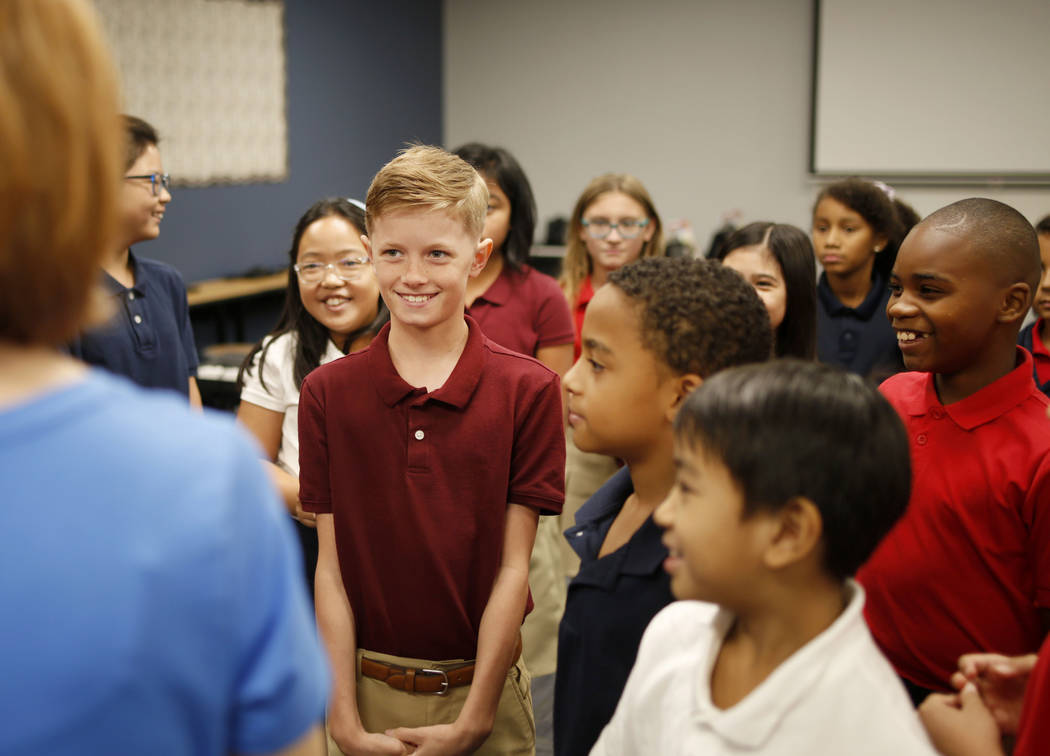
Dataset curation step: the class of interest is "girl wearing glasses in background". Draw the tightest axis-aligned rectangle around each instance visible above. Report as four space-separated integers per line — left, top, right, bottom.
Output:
70 115 202 405
559 174 665 360
237 197 388 597
557 175 666 587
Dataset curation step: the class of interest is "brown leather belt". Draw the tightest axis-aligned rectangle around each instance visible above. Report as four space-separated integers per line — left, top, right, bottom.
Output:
360 657 474 695
360 635 523 696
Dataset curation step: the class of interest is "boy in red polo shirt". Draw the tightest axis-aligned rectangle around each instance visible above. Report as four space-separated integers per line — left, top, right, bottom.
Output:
299 145 564 756
858 198 1050 703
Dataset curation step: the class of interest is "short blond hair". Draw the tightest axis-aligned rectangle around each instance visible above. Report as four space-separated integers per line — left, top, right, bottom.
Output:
365 145 488 240
0 0 122 345
559 173 665 306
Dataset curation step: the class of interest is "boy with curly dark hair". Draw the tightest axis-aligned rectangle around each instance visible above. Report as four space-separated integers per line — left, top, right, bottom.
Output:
553 257 772 756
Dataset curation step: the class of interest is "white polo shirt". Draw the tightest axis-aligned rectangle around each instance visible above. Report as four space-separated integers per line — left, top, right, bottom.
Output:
239 331 343 477
591 581 938 756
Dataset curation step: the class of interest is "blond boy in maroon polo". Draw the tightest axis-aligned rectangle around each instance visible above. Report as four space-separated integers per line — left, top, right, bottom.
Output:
299 145 564 756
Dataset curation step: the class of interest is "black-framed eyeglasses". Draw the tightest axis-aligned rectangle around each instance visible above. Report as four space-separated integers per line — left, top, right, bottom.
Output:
293 257 371 284
124 172 171 197
581 217 650 240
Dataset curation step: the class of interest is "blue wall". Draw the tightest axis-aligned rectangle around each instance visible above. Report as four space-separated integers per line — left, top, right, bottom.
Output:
147 0 443 283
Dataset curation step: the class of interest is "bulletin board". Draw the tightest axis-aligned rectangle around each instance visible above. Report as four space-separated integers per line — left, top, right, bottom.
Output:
94 0 287 185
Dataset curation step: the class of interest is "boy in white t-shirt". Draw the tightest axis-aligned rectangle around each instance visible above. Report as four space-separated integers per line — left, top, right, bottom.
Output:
592 360 938 755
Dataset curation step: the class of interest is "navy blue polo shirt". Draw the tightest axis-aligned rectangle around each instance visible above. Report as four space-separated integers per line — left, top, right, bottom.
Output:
816 270 903 380
70 251 198 398
553 467 673 756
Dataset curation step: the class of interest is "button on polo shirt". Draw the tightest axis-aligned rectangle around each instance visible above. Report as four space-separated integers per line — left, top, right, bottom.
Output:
299 317 565 661
68 251 198 397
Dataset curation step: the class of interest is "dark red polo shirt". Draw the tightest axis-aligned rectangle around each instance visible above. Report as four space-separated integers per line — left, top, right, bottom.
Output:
467 264 573 359
1030 319 1050 385
1015 635 1050 756
572 276 595 360
298 317 565 660
858 349 1050 690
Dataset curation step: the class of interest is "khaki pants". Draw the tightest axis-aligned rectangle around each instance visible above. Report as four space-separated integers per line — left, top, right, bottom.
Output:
327 648 535 756
521 515 566 677
559 436 620 578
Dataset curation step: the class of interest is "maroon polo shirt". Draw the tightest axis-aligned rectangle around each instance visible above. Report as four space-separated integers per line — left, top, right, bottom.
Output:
859 349 1050 689
467 264 573 359
299 316 565 660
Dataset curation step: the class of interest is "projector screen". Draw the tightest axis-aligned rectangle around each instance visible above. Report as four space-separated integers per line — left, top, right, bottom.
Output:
811 0 1050 182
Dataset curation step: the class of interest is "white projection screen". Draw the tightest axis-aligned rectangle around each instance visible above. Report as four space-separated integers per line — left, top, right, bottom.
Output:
811 0 1050 182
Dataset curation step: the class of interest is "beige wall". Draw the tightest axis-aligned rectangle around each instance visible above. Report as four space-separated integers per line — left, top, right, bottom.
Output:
444 0 1050 249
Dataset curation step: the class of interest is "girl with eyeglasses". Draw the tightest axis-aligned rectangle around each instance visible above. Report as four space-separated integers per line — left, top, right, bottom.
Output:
237 197 388 596
557 175 665 589
559 174 665 360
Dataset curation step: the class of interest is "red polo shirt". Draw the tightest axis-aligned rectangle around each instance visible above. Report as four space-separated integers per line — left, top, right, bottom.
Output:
1015 635 1050 756
1030 319 1050 385
858 349 1050 690
298 317 565 660
466 264 573 358
572 276 595 360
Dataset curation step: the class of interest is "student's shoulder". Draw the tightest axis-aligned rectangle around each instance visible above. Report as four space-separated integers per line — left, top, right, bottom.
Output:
877 369 928 407
815 622 940 753
95 372 253 458
642 601 720 650
301 342 369 391
482 335 559 383
134 254 188 289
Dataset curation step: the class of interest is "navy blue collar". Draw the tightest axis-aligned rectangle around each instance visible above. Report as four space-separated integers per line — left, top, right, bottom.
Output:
818 269 887 319
564 467 669 586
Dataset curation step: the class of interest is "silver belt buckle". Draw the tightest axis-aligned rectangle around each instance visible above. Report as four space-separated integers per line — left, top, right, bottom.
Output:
421 668 449 695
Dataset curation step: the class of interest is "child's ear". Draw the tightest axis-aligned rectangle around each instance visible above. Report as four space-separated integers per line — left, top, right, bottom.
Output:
664 373 702 422
998 281 1031 324
762 496 823 571
872 235 889 255
361 234 373 262
469 237 493 278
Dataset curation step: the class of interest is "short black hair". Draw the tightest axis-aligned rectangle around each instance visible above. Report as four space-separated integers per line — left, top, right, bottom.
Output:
1035 214 1050 235
923 198 1041 292
814 178 908 278
452 143 536 269
607 257 772 377
675 359 911 581
122 114 158 170
713 221 817 360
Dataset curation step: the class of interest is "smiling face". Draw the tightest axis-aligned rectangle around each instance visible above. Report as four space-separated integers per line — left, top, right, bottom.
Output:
1035 233 1050 321
887 224 1007 379
722 244 787 331
365 207 490 333
811 196 884 280
579 191 655 281
562 284 680 460
119 143 170 246
655 436 771 605
297 215 380 349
